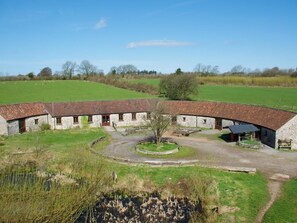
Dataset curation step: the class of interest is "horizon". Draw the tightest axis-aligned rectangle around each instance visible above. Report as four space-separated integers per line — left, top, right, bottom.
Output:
0 0 296 76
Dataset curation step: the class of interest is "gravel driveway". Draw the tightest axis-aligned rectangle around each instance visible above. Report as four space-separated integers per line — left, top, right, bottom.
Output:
102 129 297 178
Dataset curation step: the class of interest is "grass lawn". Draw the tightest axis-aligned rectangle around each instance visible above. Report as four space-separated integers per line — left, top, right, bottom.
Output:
137 142 177 152
0 128 106 154
0 80 153 104
135 146 197 159
128 78 297 111
263 179 297 223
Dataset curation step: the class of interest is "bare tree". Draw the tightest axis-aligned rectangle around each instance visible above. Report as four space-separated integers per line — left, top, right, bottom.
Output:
194 63 219 75
78 60 98 76
62 61 77 79
230 65 246 74
146 102 171 144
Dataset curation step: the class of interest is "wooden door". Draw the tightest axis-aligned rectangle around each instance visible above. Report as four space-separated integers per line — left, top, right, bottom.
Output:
102 115 110 126
215 118 222 130
19 119 26 133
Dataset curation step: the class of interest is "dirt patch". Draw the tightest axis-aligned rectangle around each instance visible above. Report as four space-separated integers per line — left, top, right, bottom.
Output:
254 180 283 223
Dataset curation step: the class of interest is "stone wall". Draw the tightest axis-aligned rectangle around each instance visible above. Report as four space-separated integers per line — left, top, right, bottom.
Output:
25 115 49 132
222 119 235 128
177 115 197 127
176 115 216 129
197 116 216 129
111 112 147 127
260 127 276 148
7 120 19 135
50 115 101 130
0 115 8 135
276 115 297 150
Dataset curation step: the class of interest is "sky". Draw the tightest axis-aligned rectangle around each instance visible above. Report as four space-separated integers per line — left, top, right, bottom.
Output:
0 0 297 75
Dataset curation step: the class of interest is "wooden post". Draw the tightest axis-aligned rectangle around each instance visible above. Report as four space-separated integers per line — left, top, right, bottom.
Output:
230 133 234 142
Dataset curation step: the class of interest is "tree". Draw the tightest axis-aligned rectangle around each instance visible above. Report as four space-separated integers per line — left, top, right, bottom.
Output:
78 60 98 76
230 65 246 74
109 66 117 75
116 64 138 75
62 61 77 79
27 72 34 79
175 68 183 75
193 63 219 75
38 67 52 78
146 102 171 144
160 74 199 100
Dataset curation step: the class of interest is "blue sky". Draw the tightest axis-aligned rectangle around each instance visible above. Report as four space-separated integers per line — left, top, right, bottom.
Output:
0 0 296 75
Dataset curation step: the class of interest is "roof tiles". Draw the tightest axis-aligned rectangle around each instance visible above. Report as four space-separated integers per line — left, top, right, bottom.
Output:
0 103 47 121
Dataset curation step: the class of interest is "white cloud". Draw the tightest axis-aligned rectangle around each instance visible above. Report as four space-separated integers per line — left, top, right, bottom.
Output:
94 18 107 29
127 40 193 48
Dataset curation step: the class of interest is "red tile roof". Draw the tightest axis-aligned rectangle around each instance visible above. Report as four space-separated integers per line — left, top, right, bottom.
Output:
161 101 296 131
0 103 47 121
44 99 157 117
0 99 295 131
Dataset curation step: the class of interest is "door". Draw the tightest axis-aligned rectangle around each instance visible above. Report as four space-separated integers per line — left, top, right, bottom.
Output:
19 119 26 133
215 118 222 130
102 115 110 126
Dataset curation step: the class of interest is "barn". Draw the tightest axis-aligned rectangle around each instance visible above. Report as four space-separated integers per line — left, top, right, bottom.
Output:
0 99 296 150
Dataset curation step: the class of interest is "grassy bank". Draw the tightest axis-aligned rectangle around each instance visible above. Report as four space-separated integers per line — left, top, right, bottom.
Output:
263 179 297 223
0 80 153 104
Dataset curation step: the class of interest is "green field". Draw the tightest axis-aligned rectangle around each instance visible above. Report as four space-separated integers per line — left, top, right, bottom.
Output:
0 80 153 104
263 179 297 223
130 78 297 111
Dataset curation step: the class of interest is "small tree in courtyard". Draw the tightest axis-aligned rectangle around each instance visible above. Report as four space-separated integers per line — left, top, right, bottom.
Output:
146 102 171 144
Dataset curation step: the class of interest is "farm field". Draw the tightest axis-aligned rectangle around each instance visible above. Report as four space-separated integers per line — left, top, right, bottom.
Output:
129 78 297 112
0 80 153 104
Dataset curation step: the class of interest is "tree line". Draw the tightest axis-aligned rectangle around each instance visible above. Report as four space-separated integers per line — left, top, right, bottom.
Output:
1 61 296 80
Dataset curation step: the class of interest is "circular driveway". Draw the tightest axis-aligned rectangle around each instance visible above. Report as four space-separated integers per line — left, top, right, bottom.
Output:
101 130 297 178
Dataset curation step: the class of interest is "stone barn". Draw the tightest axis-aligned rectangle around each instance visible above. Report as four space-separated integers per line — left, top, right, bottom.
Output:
0 103 48 135
162 101 297 150
43 99 154 129
0 99 296 150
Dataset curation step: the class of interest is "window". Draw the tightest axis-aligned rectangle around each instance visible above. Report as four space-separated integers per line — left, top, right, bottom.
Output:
73 116 79 124
34 119 39 125
119 113 124 121
56 117 62 125
88 115 93 123
132 113 136 120
203 119 207 124
147 112 151 120
183 117 186 122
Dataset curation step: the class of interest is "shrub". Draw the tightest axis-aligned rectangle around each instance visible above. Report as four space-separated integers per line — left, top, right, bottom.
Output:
40 123 51 131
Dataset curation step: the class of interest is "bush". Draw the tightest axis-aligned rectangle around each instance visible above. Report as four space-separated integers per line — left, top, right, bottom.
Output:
40 123 51 131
